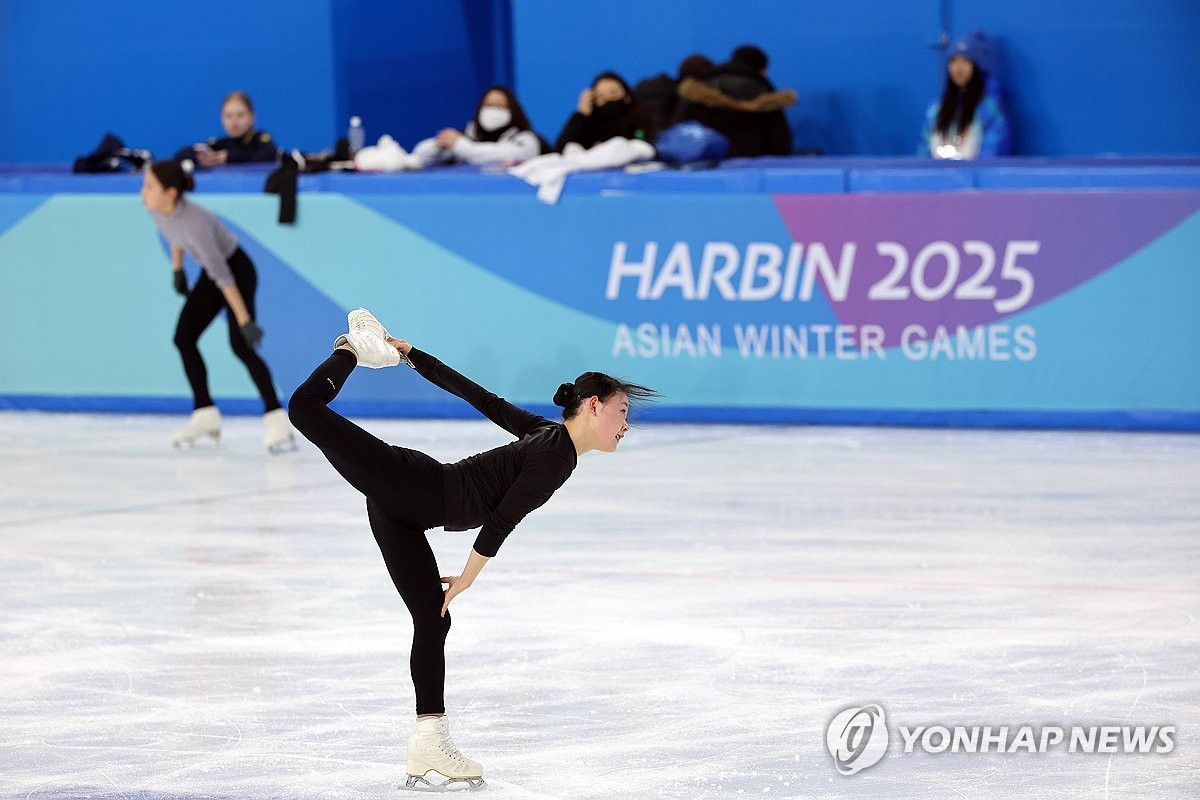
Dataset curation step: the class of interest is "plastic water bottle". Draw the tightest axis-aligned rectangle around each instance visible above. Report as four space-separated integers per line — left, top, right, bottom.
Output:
348 116 365 155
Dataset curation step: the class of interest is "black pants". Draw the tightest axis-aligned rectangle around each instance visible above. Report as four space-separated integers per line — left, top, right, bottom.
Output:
288 349 451 715
174 248 281 412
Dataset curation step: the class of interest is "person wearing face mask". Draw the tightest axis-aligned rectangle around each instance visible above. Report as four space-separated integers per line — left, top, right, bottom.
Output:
554 71 662 152
410 86 547 167
174 91 279 167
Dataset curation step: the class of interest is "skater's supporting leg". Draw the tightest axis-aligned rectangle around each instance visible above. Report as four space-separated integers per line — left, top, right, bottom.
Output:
367 500 450 716
224 249 282 413
173 274 224 410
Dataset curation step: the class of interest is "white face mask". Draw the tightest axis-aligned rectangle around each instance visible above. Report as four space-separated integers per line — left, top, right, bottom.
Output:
477 106 512 132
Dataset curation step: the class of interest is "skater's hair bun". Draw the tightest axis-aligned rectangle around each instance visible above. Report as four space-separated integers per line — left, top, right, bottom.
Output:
556 372 661 421
553 383 577 408
149 159 196 196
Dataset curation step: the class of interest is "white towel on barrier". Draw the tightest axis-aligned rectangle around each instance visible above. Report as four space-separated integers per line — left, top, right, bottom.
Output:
353 135 422 172
508 137 656 204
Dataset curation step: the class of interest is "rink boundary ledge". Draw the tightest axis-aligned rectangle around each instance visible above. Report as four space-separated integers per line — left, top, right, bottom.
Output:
1 394 1198 432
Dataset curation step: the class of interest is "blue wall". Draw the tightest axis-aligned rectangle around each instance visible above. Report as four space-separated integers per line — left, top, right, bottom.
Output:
513 0 1200 157
0 0 339 163
330 0 510 152
0 0 508 163
1 0 1197 163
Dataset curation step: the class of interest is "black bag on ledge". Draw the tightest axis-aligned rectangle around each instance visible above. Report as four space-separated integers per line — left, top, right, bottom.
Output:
73 132 153 173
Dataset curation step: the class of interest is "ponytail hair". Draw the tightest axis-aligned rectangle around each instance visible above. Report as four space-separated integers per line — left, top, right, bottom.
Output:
149 159 196 196
553 371 660 420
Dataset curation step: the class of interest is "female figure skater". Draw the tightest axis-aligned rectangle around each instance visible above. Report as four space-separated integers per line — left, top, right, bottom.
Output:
141 159 294 452
287 309 657 790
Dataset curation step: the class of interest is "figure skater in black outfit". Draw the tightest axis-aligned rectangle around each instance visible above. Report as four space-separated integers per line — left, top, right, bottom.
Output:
287 309 657 790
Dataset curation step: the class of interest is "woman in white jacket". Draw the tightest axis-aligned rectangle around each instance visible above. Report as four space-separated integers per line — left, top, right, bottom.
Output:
412 85 546 167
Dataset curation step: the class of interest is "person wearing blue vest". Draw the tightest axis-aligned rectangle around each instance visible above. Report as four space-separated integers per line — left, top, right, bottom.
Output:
922 31 1012 159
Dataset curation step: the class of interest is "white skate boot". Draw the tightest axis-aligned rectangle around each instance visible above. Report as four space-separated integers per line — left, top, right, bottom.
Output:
333 308 409 369
403 716 485 792
262 408 297 454
173 406 221 449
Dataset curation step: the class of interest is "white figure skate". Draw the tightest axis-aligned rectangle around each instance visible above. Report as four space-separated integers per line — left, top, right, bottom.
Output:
262 408 297 454
402 716 485 792
334 308 409 369
173 406 221 449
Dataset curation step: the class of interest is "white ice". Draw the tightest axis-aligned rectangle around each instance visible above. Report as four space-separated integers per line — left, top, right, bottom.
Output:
1 411 1198 799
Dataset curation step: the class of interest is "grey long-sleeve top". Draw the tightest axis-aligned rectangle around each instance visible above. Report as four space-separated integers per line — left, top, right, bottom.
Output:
150 197 239 289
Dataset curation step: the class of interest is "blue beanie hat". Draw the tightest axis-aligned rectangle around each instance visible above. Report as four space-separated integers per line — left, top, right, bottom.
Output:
949 30 995 74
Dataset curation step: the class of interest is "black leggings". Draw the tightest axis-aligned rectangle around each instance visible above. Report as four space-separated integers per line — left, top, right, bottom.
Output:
288 349 451 715
174 247 281 412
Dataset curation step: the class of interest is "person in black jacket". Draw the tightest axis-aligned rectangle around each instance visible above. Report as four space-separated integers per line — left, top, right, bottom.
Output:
287 308 657 790
554 71 662 152
174 91 279 167
673 44 797 158
632 54 717 126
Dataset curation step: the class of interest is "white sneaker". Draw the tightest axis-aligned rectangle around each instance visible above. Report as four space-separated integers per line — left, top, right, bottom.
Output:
263 408 296 454
405 716 484 790
173 406 221 449
333 308 404 368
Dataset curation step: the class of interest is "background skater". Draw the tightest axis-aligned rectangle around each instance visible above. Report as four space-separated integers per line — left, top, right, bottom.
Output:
141 159 293 452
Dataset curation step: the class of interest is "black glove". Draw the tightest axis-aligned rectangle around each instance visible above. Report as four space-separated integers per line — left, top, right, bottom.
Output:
240 320 264 348
173 270 189 296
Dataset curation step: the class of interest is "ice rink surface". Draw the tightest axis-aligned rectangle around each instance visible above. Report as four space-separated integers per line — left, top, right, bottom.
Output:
1 411 1197 799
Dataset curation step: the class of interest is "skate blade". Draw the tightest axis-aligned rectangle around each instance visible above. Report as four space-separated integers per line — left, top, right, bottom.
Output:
400 774 486 793
266 437 298 455
173 434 221 450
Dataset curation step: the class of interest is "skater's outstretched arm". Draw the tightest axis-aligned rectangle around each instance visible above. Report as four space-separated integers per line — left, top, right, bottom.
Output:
390 338 546 438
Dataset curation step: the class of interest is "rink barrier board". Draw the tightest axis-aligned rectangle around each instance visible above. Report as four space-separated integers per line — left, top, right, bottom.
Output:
3 158 1200 195
1 160 1198 431
3 394 1199 432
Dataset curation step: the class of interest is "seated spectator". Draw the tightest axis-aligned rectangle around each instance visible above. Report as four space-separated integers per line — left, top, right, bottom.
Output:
633 54 717 125
672 44 796 158
554 71 661 152
411 85 547 167
175 91 279 167
921 32 1011 159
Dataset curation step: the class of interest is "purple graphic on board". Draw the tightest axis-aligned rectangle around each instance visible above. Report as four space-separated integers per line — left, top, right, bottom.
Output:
771 191 1200 340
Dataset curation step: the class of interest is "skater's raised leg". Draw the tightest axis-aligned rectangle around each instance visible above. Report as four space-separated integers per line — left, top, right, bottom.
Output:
288 312 441 519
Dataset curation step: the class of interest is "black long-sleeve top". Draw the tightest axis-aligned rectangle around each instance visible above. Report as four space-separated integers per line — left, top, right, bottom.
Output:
554 107 661 152
408 348 578 557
